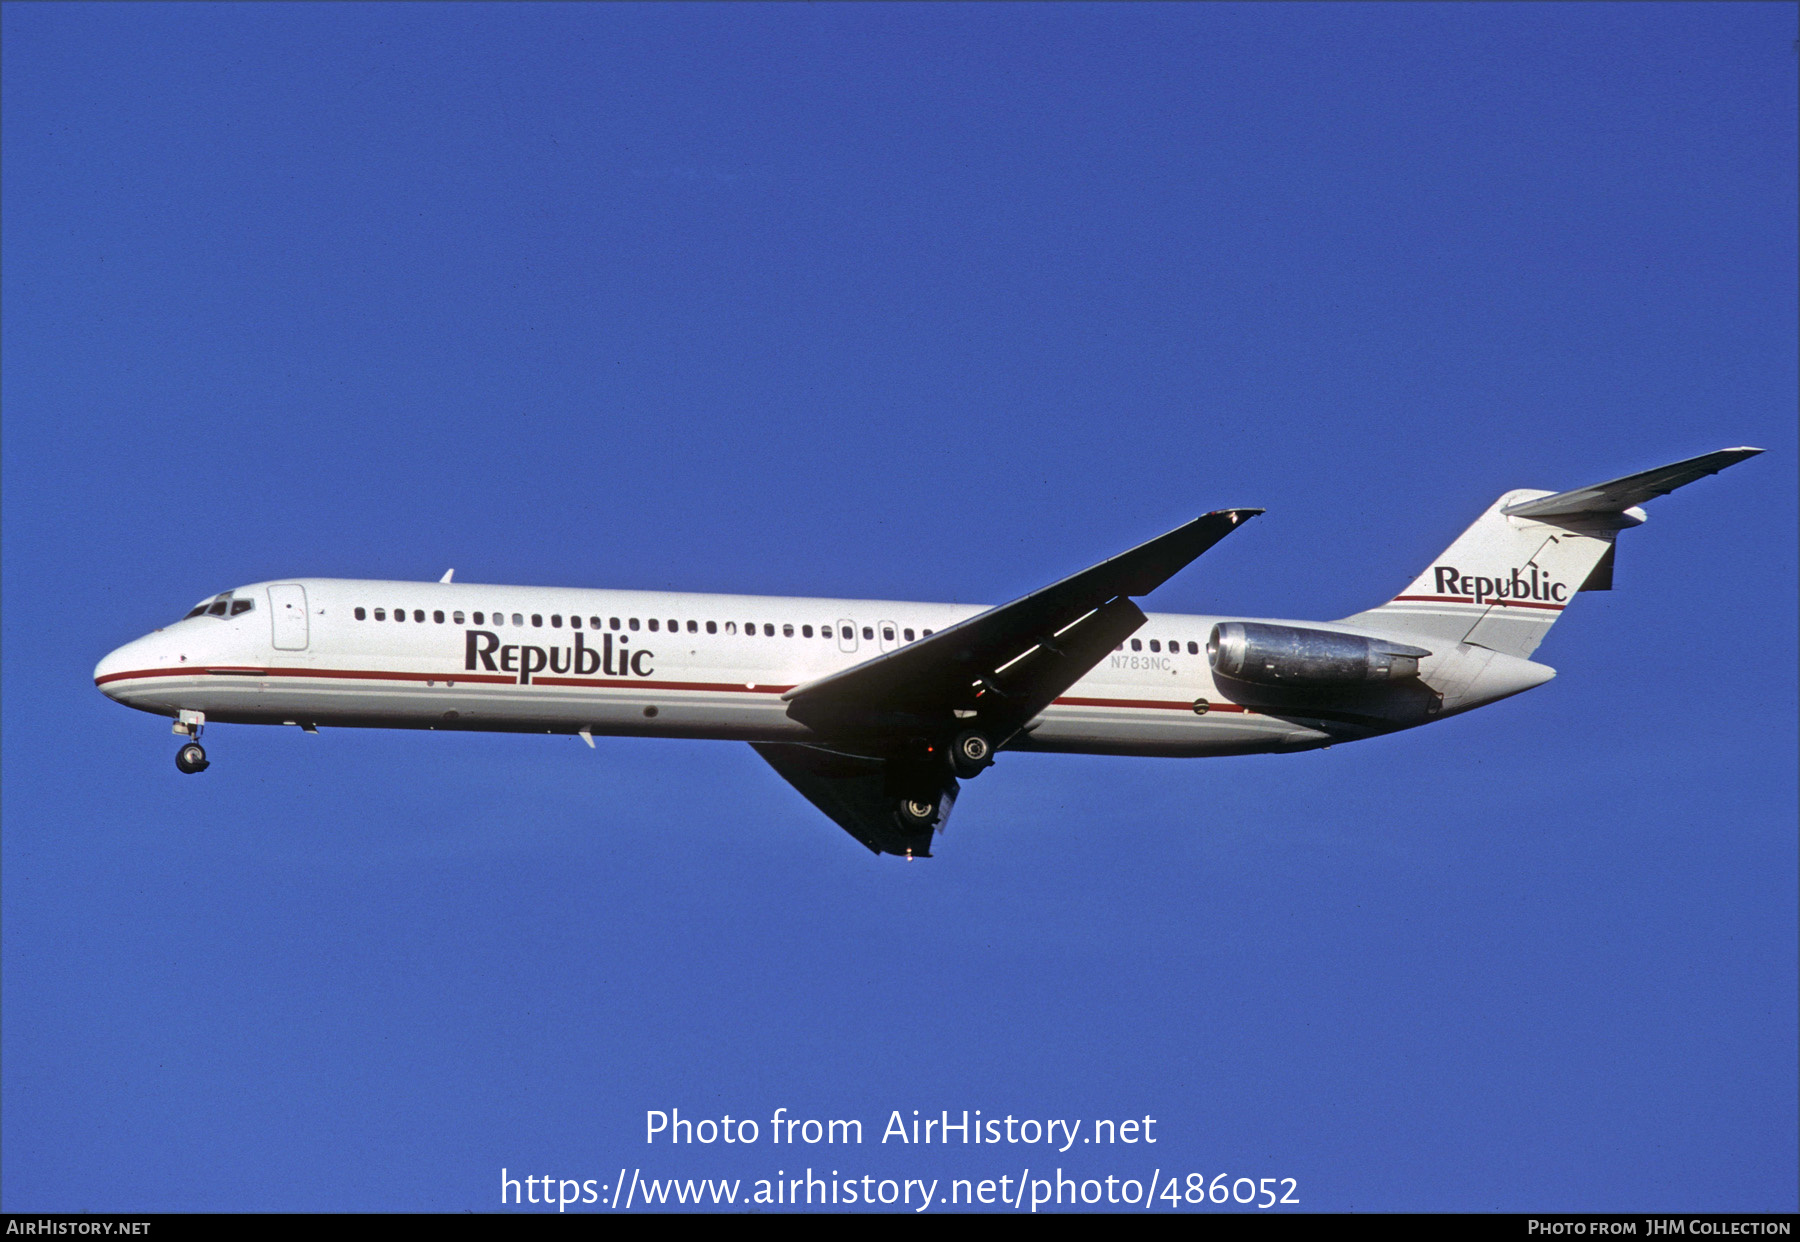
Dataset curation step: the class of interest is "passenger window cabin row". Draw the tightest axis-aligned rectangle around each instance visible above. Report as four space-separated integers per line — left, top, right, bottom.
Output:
189 594 1196 659
194 596 1194 658
349 607 934 644
1120 639 1200 654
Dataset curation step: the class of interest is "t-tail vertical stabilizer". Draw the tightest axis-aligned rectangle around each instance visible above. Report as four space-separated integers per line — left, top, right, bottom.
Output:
1341 448 1763 659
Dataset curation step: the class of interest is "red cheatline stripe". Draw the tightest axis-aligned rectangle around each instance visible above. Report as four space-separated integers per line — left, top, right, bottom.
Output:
98 666 514 687
1054 695 1249 713
532 676 794 694
94 666 796 694
1391 594 1565 612
96 666 1259 715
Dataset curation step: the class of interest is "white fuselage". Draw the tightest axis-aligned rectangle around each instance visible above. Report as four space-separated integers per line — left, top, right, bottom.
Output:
94 578 1550 758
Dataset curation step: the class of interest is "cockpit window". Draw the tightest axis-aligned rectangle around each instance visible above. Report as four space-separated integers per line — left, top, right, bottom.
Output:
185 591 254 621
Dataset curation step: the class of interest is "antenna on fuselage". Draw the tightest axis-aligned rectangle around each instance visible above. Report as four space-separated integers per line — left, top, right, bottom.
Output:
439 569 454 583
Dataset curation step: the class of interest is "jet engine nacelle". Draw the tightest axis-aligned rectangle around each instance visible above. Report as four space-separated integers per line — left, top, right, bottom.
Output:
1208 622 1431 686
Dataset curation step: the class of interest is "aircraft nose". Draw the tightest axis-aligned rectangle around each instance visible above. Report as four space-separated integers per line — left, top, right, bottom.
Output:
94 634 163 699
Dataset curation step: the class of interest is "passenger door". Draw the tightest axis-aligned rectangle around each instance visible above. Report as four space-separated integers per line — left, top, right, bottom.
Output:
268 584 310 650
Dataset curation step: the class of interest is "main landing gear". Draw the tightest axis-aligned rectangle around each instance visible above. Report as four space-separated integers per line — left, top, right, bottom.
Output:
173 710 209 774
895 792 944 833
887 729 996 833
949 729 994 779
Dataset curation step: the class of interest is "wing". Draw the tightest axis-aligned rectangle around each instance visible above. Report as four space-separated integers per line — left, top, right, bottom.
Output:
782 508 1261 743
751 742 950 857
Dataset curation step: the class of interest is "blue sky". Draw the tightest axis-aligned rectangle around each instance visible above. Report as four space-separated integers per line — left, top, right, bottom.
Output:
3 2 1794 1213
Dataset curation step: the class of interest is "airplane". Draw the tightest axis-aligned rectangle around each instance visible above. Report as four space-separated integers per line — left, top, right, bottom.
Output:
94 447 1761 857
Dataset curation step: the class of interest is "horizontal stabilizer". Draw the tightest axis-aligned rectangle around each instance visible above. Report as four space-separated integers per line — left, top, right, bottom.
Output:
1502 447 1762 520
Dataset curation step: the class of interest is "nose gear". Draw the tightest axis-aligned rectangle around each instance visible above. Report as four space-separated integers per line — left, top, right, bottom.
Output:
172 711 209 773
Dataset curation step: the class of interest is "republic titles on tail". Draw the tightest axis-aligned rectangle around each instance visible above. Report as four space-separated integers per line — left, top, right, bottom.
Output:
1341 447 1764 659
